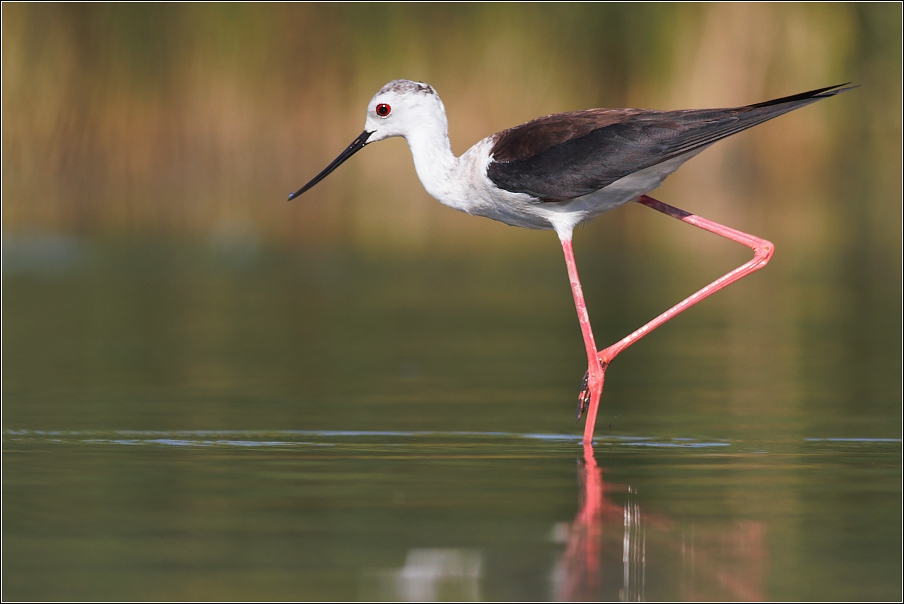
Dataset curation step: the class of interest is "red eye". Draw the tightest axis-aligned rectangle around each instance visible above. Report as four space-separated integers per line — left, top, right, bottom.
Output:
376 103 391 117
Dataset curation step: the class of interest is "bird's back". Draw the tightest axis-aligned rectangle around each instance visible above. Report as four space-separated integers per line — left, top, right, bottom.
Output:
487 84 853 203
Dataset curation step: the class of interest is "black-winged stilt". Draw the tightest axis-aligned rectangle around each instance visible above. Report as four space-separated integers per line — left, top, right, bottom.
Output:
289 80 852 443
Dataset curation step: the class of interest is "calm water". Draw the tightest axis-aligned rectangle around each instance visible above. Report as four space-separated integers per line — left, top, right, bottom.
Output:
3 239 901 600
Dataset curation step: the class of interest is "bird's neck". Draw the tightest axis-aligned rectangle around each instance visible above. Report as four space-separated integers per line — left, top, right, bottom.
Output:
405 127 460 205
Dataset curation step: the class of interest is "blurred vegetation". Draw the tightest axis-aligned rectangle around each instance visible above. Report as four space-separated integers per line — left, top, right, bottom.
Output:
2 3 900 255
2 4 901 427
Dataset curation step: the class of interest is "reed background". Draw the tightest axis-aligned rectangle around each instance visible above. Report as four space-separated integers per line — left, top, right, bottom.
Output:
3 3 900 256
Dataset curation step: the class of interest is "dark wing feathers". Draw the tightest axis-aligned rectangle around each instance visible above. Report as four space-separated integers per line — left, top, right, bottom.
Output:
487 84 853 202
490 108 647 163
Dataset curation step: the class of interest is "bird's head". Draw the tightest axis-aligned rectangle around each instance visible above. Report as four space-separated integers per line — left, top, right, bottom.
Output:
363 79 446 142
288 79 445 200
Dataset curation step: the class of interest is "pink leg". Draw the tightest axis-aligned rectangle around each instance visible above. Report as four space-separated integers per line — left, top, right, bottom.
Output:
561 236 606 443
575 194 775 443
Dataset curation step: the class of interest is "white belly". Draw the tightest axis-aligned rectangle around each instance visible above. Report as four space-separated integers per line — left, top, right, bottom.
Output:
420 137 708 236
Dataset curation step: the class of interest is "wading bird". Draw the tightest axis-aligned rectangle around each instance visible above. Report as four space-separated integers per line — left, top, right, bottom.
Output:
289 80 851 443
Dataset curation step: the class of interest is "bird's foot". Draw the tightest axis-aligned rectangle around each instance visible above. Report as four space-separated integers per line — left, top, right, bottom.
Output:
576 359 607 422
576 371 592 421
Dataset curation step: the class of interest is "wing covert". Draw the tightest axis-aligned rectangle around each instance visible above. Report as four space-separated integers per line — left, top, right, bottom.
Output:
487 84 852 202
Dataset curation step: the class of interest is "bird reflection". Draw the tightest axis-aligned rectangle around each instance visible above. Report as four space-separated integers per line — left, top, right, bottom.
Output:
552 443 633 600
552 444 767 601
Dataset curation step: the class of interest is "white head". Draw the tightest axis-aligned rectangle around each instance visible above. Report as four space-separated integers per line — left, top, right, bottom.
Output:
288 79 447 200
364 80 448 143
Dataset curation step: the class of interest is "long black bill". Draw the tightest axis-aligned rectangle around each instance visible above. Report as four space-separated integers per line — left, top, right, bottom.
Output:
288 130 373 200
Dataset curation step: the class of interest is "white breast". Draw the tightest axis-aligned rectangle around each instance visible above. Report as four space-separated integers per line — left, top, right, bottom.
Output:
415 135 710 237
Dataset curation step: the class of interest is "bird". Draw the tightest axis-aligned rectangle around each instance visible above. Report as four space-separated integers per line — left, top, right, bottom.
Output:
288 79 852 443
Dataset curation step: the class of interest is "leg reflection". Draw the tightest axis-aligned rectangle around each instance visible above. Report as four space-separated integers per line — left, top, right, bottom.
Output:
551 443 768 601
553 443 634 601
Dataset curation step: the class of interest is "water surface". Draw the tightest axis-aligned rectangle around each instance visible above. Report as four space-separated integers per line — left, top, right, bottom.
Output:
3 429 900 601
2 242 901 600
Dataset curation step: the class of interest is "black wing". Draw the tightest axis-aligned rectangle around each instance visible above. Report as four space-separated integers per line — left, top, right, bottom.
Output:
487 84 853 202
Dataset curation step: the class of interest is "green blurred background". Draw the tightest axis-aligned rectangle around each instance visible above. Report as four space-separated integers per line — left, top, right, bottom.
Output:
2 3 901 434
2 3 899 247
